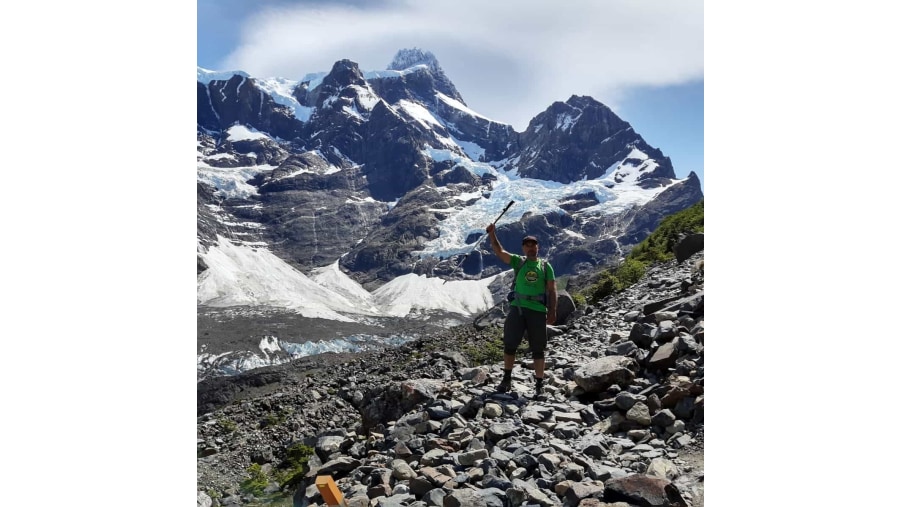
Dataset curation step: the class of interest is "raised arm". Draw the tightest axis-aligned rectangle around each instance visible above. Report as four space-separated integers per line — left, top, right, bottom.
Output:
486 223 512 265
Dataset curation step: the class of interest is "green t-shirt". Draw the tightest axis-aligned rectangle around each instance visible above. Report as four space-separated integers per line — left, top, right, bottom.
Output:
509 255 555 312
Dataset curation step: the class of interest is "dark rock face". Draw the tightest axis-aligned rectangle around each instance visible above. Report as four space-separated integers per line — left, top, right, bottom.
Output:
385 47 464 103
196 181 221 250
429 97 519 162
312 59 368 107
618 173 704 247
196 51 703 287
362 101 430 201
341 185 447 285
198 74 304 140
674 233 705 264
516 96 676 184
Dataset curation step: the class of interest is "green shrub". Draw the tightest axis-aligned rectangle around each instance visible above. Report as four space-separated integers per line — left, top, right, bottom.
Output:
263 411 287 428
275 443 315 491
572 293 586 307
630 200 704 264
584 200 703 302
588 271 618 302
219 418 237 433
616 258 646 287
464 336 505 366
241 463 269 496
588 259 646 301
463 327 529 366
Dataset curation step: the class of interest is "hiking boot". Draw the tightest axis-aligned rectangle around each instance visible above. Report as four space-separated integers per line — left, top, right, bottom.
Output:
496 377 512 393
533 378 545 400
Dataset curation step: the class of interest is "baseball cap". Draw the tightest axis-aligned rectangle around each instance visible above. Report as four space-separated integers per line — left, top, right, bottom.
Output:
522 235 539 245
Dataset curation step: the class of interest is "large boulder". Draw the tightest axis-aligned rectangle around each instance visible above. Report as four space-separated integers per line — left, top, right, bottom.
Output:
674 233 704 263
555 290 577 324
574 356 640 393
604 474 687 507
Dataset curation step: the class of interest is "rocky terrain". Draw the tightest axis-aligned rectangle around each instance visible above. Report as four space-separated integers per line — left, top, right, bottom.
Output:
197 251 704 507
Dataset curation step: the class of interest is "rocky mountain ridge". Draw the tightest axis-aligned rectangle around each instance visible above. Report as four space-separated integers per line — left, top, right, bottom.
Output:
197 48 703 289
197 250 705 507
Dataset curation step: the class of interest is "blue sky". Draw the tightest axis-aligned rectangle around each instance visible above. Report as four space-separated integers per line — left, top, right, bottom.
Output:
198 0 704 187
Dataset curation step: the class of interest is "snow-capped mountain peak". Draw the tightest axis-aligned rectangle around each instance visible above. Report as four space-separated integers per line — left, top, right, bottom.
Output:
388 47 442 73
196 49 703 378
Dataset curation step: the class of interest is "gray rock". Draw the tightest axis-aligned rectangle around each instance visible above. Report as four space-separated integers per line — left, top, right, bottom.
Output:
555 290 577 325
564 481 605 505
487 421 519 441
626 402 652 426
537 453 562 472
629 323 655 349
391 458 416 480
672 397 696 420
653 311 678 323
318 456 361 475
657 321 677 341
458 448 489 466
483 403 503 418
650 409 677 428
648 342 678 371
197 491 212 507
437 350 469 367
511 478 556 506
443 488 489 507
646 458 680 480
615 392 640 410
490 448 515 463
316 434 345 459
458 367 489 383
482 473 513 490
574 356 639 393
506 487 527 506
376 493 416 506
422 488 446 506
604 474 687 507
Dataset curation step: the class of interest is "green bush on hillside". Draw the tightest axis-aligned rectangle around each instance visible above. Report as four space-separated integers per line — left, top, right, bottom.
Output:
572 293 586 308
630 200 704 265
464 326 529 365
275 443 315 491
583 200 703 302
588 258 646 303
241 463 269 497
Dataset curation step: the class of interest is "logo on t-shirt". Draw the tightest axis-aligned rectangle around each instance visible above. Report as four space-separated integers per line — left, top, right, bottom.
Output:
525 270 539 282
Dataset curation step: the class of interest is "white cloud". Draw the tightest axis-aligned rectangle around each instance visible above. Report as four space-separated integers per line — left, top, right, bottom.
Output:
219 0 703 130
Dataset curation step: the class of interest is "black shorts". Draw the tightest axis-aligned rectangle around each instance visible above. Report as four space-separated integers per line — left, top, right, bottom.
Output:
503 307 547 359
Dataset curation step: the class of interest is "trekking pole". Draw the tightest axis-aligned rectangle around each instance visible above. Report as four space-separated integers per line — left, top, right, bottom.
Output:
443 200 515 283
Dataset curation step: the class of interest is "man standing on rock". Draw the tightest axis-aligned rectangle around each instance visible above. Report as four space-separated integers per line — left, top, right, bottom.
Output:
486 223 557 397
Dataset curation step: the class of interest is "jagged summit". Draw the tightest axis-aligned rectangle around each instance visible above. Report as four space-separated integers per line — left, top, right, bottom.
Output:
197 47 702 288
321 59 367 88
565 94 611 111
388 47 441 73
377 47 465 104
